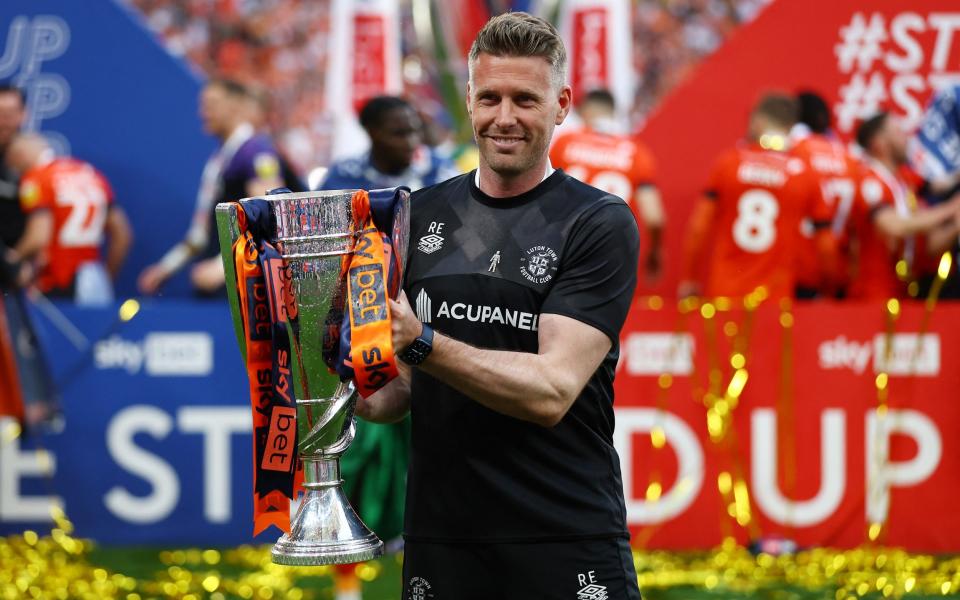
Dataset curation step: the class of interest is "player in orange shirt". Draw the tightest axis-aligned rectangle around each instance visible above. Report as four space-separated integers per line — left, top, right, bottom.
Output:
679 94 837 300
550 89 665 282
845 113 960 301
6 133 132 301
789 92 865 297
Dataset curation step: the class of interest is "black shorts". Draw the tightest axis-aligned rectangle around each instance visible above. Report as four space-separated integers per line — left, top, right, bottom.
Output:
401 537 642 600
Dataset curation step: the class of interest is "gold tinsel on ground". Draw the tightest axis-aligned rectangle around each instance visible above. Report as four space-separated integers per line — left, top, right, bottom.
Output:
3 523 960 599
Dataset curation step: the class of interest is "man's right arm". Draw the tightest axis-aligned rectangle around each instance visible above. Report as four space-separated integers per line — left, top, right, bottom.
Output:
137 194 212 294
354 362 411 423
872 194 960 238
678 196 715 297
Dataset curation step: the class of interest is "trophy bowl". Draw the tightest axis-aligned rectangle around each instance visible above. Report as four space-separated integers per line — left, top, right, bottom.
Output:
216 188 409 566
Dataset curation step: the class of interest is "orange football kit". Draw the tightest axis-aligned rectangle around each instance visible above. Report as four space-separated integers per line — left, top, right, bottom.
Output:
19 158 114 293
682 142 835 299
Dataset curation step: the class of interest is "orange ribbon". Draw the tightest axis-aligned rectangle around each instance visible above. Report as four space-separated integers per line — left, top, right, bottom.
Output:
232 205 301 536
345 190 399 397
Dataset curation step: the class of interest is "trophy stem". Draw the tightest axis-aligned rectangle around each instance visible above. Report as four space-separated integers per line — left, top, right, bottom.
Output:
271 450 384 566
302 455 343 489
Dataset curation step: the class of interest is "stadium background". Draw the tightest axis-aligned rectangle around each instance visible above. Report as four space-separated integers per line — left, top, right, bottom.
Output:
3 0 960 598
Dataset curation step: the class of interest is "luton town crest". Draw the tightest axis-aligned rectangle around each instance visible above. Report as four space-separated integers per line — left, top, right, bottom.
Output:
520 245 559 284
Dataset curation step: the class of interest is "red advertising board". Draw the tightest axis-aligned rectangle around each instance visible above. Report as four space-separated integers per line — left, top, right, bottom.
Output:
615 300 960 550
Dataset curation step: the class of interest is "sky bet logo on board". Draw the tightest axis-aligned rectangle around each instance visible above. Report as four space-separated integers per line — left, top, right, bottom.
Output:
817 333 940 376
94 333 213 376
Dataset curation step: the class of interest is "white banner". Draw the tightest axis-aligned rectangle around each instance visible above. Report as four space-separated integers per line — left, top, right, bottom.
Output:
324 0 403 160
557 0 633 126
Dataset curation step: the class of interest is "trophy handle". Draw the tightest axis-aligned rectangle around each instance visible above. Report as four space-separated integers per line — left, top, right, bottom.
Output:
215 202 247 362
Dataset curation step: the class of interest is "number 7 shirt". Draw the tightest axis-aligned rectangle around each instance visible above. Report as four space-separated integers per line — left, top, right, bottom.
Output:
684 142 832 299
19 157 114 293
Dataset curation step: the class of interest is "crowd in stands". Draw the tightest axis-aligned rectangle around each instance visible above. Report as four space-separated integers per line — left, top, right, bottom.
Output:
125 0 771 166
631 0 770 123
127 0 335 172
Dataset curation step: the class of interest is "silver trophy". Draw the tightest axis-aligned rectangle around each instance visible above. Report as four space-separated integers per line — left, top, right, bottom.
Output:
215 188 409 565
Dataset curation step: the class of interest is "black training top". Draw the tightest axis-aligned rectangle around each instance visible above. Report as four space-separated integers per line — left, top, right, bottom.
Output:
402 169 640 543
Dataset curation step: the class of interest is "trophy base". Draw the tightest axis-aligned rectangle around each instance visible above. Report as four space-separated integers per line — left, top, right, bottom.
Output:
272 533 384 566
271 458 384 566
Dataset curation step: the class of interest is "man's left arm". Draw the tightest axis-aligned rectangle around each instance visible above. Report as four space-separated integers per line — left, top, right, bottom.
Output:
390 201 639 427
391 299 610 427
634 184 664 282
14 211 52 262
14 174 51 262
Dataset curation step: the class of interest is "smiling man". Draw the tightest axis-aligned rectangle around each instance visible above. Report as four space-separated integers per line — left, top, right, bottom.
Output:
355 12 642 600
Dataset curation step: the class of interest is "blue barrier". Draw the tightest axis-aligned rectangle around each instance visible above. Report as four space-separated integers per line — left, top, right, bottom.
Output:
0 300 282 545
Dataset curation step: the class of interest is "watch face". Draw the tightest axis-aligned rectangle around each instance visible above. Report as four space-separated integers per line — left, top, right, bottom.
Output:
400 325 433 365
401 340 431 365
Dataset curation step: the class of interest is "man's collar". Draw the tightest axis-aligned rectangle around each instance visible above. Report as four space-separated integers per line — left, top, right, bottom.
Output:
222 122 254 149
474 158 554 190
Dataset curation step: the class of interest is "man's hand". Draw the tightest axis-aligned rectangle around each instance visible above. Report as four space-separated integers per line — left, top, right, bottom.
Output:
354 362 412 423
351 291 421 424
389 290 423 354
190 257 225 293
138 263 167 295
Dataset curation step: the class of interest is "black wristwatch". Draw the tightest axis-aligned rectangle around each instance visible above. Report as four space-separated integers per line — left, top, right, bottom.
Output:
399 323 434 366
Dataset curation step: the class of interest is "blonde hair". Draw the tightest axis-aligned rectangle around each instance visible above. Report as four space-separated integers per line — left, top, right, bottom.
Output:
468 12 567 89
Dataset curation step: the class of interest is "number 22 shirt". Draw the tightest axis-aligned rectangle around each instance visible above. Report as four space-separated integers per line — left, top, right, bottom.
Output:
19 157 114 293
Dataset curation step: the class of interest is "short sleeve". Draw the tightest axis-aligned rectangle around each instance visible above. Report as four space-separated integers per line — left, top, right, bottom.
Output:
235 138 281 183
540 201 640 345
703 151 731 200
799 167 832 225
632 140 657 187
860 174 887 208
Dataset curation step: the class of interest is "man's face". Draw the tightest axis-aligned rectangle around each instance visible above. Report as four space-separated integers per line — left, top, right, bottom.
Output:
199 84 237 138
0 91 25 149
882 116 909 165
467 54 571 179
368 106 422 172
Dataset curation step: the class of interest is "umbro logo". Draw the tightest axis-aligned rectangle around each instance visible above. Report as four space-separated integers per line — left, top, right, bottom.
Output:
577 571 608 600
577 584 608 600
417 233 444 254
418 221 445 254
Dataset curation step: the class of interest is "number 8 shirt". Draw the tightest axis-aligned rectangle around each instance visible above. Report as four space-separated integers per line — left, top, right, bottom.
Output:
19 157 114 294
699 142 830 299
